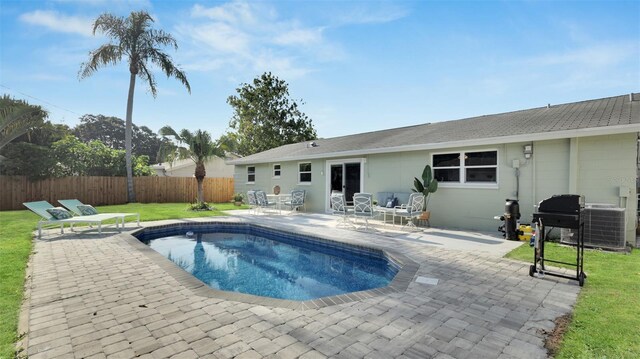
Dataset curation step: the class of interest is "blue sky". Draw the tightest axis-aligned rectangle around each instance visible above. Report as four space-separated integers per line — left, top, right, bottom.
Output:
1 0 638 140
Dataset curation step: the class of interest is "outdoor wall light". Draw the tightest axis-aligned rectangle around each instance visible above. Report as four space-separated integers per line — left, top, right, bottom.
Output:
523 144 533 159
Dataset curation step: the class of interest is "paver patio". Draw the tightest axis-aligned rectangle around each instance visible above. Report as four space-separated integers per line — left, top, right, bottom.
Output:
21 214 580 359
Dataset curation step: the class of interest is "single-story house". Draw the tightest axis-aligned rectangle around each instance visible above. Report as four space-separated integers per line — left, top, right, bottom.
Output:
229 93 640 246
153 153 239 178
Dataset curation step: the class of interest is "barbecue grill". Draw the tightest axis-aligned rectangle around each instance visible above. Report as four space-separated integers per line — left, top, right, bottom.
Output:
530 194 586 286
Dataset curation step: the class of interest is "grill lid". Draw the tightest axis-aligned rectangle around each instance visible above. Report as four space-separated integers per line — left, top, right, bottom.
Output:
536 194 584 214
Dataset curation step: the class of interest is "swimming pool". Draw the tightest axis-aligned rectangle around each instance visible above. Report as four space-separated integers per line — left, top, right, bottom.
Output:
136 224 399 301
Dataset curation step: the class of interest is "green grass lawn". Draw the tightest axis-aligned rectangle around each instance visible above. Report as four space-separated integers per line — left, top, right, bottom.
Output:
506 242 640 358
0 202 246 359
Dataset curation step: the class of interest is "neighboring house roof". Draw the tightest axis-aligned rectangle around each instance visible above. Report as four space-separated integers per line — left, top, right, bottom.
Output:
154 153 240 170
230 93 640 165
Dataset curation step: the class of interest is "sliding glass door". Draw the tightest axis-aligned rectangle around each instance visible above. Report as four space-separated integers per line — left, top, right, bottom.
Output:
327 159 363 210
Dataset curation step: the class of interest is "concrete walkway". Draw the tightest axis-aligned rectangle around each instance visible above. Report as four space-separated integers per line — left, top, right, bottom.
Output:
22 214 580 359
232 210 524 257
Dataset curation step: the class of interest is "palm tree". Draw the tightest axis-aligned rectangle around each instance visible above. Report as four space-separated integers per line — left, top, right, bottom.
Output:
79 11 190 202
0 95 47 150
159 126 222 204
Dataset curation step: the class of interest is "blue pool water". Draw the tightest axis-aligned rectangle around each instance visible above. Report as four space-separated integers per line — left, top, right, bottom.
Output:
139 226 398 300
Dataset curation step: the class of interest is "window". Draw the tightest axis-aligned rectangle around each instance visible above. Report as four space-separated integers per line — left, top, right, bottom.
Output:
433 150 497 185
273 164 281 178
247 166 255 183
298 162 312 183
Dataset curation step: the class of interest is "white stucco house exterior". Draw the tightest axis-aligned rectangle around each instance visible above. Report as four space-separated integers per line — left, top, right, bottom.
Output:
153 153 239 178
230 94 640 246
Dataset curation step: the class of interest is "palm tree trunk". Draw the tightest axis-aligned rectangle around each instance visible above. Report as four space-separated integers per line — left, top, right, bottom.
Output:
197 178 204 203
125 72 137 203
195 161 206 203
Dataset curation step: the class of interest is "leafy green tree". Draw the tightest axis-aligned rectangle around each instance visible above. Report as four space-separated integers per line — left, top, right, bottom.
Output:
74 114 163 162
51 135 91 176
135 125 165 163
0 142 57 179
1 133 154 178
74 114 125 149
227 72 317 156
51 135 154 177
16 121 71 147
1 121 71 179
79 10 190 202
133 155 155 177
216 132 239 154
0 95 48 149
159 126 222 204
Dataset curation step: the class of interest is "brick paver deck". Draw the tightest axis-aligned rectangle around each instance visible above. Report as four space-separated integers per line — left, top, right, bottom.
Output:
22 216 580 358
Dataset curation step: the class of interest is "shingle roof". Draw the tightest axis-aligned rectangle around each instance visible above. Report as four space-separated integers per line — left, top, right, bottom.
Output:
230 93 640 164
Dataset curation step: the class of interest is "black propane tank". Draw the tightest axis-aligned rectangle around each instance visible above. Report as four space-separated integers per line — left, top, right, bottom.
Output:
500 199 522 241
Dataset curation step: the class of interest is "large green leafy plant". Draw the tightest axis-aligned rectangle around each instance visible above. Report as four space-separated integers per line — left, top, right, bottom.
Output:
412 164 438 211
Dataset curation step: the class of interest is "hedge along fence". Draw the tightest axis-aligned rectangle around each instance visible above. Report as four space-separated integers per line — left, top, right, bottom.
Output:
0 176 235 211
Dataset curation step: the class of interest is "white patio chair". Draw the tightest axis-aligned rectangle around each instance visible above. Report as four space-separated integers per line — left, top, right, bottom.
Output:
283 190 305 213
255 190 279 214
353 193 377 231
246 190 258 214
331 192 353 228
393 193 424 230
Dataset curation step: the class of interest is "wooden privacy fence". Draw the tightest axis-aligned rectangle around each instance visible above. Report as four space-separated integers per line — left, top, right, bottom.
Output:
0 176 235 211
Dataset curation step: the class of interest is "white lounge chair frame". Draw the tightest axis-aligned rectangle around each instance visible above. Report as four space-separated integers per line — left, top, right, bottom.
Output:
58 199 140 228
23 201 123 239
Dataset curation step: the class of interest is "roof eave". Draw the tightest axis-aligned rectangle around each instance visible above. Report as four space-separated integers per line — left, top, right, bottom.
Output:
229 124 640 165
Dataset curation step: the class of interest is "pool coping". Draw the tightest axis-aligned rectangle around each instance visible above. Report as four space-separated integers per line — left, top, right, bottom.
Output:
126 220 420 310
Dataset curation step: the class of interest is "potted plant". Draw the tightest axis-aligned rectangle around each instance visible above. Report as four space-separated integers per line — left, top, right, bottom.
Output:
412 164 438 220
233 193 244 206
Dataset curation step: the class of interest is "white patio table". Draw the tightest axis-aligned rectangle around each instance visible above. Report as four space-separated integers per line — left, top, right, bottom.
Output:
375 206 398 226
266 194 292 212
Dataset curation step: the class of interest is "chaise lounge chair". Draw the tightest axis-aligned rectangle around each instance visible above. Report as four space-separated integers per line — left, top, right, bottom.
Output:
23 201 124 238
58 199 140 228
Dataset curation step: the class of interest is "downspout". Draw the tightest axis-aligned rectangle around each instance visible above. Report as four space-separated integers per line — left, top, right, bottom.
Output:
515 167 520 200
532 147 536 208
569 138 579 194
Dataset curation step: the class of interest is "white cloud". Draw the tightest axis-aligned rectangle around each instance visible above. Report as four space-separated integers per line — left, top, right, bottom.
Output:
176 1 408 79
252 51 312 78
191 2 263 25
177 1 332 79
27 73 69 82
52 0 152 8
273 28 324 46
333 5 408 25
186 22 251 55
19 10 93 37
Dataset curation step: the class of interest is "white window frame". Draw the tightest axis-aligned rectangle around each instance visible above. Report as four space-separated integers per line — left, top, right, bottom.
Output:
432 149 499 189
272 164 281 179
246 165 255 184
298 162 312 185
